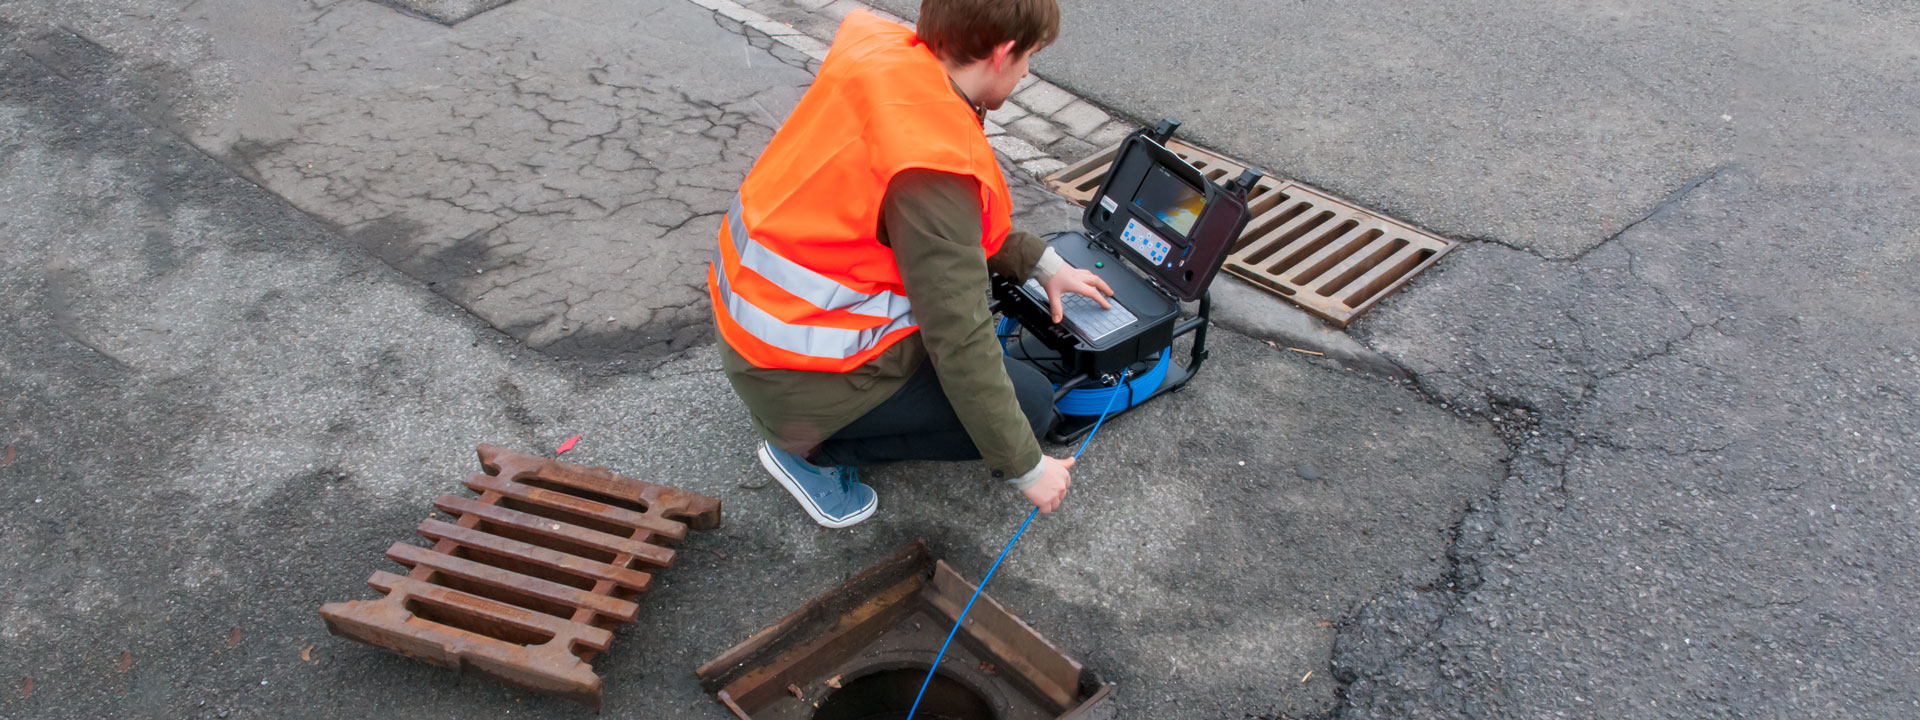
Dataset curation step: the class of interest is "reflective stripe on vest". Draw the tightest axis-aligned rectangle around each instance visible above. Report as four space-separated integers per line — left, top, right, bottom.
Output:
724 200 913 324
712 199 917 362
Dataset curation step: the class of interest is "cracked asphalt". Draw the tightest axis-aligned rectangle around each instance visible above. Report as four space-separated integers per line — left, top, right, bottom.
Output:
206 0 819 368
0 1 1489 719
1 1 1915 720
866 0 1920 716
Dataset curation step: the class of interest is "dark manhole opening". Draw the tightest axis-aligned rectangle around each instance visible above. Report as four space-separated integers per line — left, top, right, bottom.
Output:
812 668 997 720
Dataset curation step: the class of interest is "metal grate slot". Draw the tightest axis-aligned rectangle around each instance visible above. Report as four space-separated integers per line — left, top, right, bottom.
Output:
1043 140 1455 326
1317 237 1409 297
1342 247 1438 308
402 594 558 647
1242 210 1336 266
1272 218 1363 276
1294 228 1385 285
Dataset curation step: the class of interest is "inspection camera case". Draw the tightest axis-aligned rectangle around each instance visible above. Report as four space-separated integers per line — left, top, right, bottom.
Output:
992 128 1253 387
1074 132 1248 303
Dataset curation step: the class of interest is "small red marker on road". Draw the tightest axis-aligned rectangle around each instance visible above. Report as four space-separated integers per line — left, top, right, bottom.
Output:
555 435 581 454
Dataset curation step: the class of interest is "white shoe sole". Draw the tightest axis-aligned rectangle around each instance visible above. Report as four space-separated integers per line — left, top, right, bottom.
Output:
758 444 876 529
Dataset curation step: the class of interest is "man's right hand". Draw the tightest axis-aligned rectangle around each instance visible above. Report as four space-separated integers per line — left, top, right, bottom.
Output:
1043 266 1115 324
1021 456 1074 513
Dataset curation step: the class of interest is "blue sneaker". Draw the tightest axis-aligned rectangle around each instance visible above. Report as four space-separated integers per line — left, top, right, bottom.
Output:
757 441 877 528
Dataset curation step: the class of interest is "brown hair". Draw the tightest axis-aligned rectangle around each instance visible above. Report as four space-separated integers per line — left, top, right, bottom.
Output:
916 0 1061 65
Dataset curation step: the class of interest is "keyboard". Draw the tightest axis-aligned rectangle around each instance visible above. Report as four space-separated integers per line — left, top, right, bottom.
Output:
1024 279 1137 342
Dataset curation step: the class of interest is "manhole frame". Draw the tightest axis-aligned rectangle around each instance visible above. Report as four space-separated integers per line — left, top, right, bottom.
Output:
696 542 1112 719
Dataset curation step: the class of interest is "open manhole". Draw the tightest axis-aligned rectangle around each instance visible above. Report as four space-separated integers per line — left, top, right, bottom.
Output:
697 542 1111 719
1044 140 1455 327
812 668 996 720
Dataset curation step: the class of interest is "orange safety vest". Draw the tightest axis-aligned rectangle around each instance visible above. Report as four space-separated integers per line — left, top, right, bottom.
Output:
708 10 1014 373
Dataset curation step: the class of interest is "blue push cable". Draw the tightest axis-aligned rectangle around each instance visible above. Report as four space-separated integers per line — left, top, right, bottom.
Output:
1071 368 1130 460
902 368 1131 720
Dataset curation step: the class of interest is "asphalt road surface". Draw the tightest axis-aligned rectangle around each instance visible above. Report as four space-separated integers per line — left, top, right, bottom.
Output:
2 0 1917 718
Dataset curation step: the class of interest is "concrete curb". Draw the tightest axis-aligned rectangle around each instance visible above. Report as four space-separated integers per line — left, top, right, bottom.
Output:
1206 279 1408 381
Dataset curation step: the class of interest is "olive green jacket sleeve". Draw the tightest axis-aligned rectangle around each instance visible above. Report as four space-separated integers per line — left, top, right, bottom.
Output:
989 229 1049 282
881 168 1048 479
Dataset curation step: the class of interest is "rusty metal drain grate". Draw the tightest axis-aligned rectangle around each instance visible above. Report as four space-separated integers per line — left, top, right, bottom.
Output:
1044 141 1455 327
318 444 721 708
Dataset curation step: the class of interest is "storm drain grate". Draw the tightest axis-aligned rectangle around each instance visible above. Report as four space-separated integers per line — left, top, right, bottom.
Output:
1044 141 1456 327
318 444 722 708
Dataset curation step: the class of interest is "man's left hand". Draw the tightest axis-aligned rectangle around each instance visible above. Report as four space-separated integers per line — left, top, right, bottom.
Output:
1044 266 1116 323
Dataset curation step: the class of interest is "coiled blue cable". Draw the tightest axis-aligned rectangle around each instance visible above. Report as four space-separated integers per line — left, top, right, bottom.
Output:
1054 346 1170 416
997 316 1171 415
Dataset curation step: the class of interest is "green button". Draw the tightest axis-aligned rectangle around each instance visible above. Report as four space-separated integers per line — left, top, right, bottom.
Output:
1095 262 1104 268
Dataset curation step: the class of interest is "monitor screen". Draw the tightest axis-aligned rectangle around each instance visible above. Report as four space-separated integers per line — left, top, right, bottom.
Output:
1132 165 1206 238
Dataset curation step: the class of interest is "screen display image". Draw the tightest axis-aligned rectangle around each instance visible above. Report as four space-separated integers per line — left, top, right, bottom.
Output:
1132 165 1206 238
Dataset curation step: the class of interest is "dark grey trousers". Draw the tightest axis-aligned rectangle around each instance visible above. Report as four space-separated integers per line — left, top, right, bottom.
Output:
811 357 1056 469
